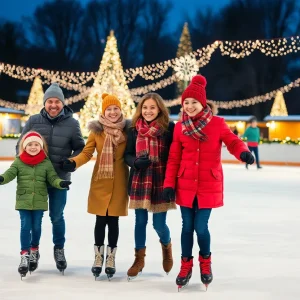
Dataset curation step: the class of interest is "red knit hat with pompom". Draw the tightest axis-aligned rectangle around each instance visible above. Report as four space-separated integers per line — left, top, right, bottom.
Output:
181 75 207 107
23 132 43 149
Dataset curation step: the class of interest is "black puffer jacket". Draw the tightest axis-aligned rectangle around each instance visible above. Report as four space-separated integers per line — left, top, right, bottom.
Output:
16 106 85 180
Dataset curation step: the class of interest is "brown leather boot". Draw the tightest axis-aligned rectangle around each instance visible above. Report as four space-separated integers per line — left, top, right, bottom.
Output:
161 241 173 274
127 248 146 280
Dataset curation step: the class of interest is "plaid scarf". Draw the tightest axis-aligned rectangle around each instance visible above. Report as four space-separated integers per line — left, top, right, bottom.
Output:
95 115 126 179
181 106 213 141
135 118 162 162
130 120 176 213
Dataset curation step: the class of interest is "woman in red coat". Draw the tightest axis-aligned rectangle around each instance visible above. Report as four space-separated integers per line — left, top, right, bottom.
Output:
163 75 254 290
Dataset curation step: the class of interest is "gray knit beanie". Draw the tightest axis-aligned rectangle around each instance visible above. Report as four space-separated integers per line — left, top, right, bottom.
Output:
43 83 65 105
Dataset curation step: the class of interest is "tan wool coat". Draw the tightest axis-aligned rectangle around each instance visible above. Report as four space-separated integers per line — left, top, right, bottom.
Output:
72 120 129 216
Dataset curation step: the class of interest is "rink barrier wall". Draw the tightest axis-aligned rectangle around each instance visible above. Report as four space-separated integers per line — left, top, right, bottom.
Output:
0 139 299 166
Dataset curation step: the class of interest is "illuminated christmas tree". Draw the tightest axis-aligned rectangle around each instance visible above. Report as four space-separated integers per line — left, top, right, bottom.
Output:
175 23 193 95
25 77 44 117
270 91 288 116
80 31 135 135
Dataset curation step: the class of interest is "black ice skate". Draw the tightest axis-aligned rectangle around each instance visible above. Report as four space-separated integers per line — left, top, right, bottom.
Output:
105 246 117 280
199 253 213 291
54 247 67 275
18 251 30 280
91 245 104 280
176 257 193 291
29 248 40 273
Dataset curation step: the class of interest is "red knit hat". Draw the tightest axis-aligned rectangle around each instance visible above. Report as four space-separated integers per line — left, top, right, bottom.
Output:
182 75 207 107
23 132 43 149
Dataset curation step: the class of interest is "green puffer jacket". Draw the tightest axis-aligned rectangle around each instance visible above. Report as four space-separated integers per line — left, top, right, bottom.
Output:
0 158 64 211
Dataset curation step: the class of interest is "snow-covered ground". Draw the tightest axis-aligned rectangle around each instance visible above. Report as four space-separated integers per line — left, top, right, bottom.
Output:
0 161 300 300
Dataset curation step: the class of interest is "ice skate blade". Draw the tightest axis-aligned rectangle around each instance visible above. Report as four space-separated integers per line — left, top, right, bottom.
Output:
177 281 189 292
107 274 113 281
127 276 137 281
127 270 142 281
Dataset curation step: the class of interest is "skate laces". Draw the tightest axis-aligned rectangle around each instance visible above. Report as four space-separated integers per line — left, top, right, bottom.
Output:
178 260 192 277
54 249 65 262
200 260 211 275
29 249 39 263
94 253 103 267
20 253 29 267
106 254 115 268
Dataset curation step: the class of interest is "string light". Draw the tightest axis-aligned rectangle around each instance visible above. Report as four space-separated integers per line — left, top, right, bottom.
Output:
2 76 300 111
212 77 300 109
1 77 300 110
219 36 300 59
1 36 299 85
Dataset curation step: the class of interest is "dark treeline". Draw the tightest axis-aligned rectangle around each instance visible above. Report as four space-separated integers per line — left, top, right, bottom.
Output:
0 0 300 118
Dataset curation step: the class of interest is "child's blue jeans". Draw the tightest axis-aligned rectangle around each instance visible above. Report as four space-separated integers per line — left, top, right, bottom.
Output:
19 210 44 251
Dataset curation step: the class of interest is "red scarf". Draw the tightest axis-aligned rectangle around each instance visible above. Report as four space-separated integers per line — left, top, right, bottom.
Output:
19 150 46 166
135 118 162 162
181 106 213 141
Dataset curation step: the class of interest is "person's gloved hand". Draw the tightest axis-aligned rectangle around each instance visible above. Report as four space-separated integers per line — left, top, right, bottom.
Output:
163 187 175 203
0 176 4 183
134 156 152 170
240 151 255 164
61 160 76 172
59 180 72 189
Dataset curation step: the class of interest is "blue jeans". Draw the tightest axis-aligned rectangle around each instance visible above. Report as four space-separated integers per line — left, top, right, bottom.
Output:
248 146 261 167
19 210 44 251
135 209 171 250
48 188 67 249
180 201 212 258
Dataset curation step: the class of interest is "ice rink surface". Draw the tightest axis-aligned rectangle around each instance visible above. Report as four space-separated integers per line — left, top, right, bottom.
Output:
0 161 299 300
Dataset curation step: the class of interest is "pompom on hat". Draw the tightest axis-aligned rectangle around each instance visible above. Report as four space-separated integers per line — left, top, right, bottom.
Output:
181 75 207 107
23 132 43 149
101 93 121 114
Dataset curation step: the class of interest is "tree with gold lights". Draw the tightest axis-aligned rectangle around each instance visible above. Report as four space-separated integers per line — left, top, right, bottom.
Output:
25 77 44 117
79 31 135 136
175 23 193 95
270 91 288 116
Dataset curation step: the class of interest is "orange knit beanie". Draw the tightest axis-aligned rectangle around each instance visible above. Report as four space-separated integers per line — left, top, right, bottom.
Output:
102 93 121 114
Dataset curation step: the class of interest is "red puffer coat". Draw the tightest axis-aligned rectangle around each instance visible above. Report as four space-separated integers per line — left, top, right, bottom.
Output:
164 116 249 209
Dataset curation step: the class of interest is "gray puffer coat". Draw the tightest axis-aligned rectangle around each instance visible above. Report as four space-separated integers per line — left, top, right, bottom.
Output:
16 106 85 180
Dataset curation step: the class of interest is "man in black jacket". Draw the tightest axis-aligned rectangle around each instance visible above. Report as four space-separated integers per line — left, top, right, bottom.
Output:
16 83 85 273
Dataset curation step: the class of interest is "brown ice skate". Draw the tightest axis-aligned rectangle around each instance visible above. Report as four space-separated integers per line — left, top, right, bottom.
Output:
161 241 173 274
127 248 146 281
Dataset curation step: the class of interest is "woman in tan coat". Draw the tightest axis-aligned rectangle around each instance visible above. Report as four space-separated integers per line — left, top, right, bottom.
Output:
62 93 129 280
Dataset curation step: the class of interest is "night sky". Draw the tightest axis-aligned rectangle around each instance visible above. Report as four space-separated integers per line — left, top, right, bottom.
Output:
0 0 230 32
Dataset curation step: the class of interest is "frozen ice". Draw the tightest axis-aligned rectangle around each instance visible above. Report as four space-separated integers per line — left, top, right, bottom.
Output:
0 161 300 300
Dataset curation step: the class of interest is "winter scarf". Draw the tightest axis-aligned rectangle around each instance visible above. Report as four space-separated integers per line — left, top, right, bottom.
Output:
181 106 213 141
95 115 126 179
19 150 46 166
135 118 162 162
130 119 174 213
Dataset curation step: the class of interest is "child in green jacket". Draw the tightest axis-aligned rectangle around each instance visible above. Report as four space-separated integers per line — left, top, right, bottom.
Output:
242 117 262 169
0 131 71 279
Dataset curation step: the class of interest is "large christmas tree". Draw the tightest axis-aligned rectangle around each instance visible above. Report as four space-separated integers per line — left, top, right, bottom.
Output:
175 23 193 95
270 91 288 116
80 31 135 136
25 77 44 117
